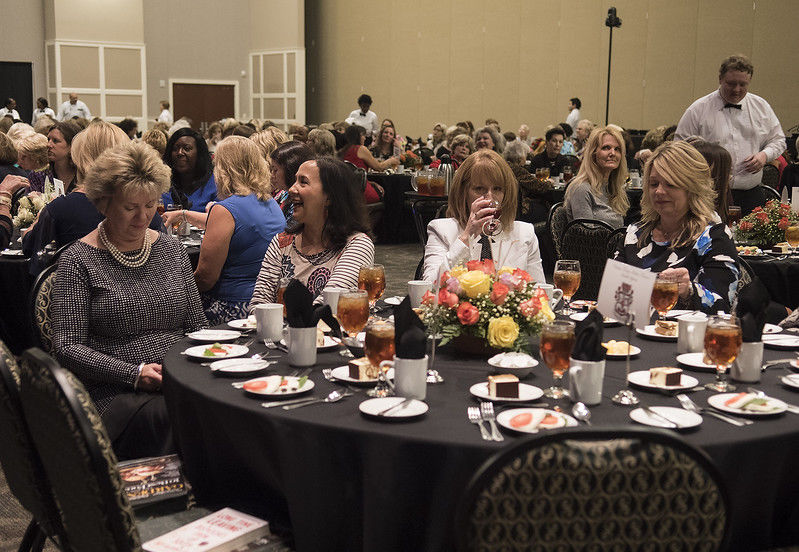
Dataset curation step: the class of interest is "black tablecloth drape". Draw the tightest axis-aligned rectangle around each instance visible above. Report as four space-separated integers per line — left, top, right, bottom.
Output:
0 255 35 354
368 173 418 244
746 256 799 309
164 323 799 552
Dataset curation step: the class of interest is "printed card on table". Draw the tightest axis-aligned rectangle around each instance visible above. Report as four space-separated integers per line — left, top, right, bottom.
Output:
596 259 656 330
53 178 65 197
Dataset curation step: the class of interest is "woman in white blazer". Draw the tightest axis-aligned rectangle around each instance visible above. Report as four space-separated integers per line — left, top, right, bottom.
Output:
423 149 545 283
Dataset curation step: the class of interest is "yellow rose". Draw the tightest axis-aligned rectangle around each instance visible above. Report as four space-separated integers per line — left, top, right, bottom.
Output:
450 265 467 279
487 316 519 348
458 270 491 298
498 266 515 275
539 299 556 322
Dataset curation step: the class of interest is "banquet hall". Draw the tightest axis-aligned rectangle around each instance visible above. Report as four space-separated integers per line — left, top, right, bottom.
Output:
1 1 799 551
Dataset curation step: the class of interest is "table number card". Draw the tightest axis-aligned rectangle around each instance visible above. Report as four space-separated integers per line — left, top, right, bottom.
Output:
792 187 799 214
53 178 65 197
596 259 656 330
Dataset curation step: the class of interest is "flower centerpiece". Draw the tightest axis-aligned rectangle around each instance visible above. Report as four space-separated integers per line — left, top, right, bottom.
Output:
418 259 555 353
399 150 421 171
736 200 799 248
12 192 52 229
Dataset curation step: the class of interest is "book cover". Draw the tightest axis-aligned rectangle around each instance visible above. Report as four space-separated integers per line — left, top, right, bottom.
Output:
142 508 270 552
118 454 188 507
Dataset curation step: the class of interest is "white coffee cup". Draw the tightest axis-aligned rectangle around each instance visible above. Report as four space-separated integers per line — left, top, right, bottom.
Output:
730 341 763 383
380 355 428 400
285 326 318 367
568 358 605 405
408 280 432 308
677 313 708 354
255 303 283 341
322 286 349 316
533 283 563 309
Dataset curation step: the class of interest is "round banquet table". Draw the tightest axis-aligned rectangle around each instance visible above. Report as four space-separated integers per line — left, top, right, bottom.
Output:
163 322 799 552
743 254 799 309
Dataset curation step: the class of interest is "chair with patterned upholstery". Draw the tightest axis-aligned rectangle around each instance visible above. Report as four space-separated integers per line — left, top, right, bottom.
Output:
757 183 780 202
560 218 614 300
0 341 66 552
28 262 58 353
761 163 779 190
455 427 730 552
606 226 627 259
546 202 569 260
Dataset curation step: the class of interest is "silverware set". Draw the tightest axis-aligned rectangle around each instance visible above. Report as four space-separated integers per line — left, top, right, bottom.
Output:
676 394 753 426
468 404 504 441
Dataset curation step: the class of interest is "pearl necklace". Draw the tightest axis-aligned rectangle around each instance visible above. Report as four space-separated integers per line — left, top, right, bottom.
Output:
98 221 152 268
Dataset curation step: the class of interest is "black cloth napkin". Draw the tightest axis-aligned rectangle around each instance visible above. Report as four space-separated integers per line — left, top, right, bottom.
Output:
393 297 426 359
571 309 606 361
735 277 769 342
283 279 342 337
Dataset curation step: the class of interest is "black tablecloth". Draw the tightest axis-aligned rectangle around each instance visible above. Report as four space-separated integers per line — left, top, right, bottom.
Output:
368 173 418 244
746 256 799 309
164 324 799 552
0 255 35 354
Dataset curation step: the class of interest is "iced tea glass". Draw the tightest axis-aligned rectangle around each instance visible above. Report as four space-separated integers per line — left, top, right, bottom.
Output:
364 318 396 397
553 260 581 314
650 273 679 321
358 264 386 310
540 320 576 399
704 315 742 392
786 225 799 255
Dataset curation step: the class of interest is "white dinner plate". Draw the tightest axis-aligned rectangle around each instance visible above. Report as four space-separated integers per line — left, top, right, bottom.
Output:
780 374 799 390
627 370 699 390
763 334 799 350
630 406 702 429
763 323 783 334
664 310 694 319
383 296 403 306
240 375 314 397
636 325 677 342
675 353 716 372
209 358 273 377
183 343 249 359
330 365 394 385
228 318 257 330
469 382 544 403
604 345 642 359
280 335 340 352
186 329 241 342
569 312 621 326
707 393 786 416
1 249 24 256
496 408 577 434
359 397 428 419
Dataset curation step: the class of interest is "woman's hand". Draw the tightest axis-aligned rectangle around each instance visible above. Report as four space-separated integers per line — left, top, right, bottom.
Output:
0 174 29 196
459 196 497 243
137 363 163 392
162 210 183 228
660 267 692 298
385 156 400 168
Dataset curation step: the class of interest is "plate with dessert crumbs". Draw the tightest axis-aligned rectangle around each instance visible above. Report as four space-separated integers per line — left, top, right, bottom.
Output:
569 300 596 311
183 343 249 359
763 323 783 334
635 324 678 342
186 329 242 342
228 317 257 330
627 370 699 390
780 374 799 390
280 335 341 352
383 296 403 306
240 375 314 398
763 335 799 350
359 397 428 420
497 408 577 434
330 365 394 385
707 392 786 416
602 340 641 359
469 382 544 403
675 353 717 372
630 407 702 429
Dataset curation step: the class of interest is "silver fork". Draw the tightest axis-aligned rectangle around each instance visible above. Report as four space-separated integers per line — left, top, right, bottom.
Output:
676 394 753 426
480 402 504 442
468 406 492 441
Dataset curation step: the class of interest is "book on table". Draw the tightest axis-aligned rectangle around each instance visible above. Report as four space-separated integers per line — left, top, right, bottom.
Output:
118 454 189 508
142 507 270 552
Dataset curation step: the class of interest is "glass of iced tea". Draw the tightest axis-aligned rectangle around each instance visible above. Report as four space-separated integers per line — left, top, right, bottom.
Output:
276 277 290 318
650 272 679 321
358 264 386 310
563 165 573 183
364 318 396 397
704 315 742 392
785 225 799 255
336 290 369 336
540 167 550 181
727 206 742 228
553 260 581 314
540 320 576 399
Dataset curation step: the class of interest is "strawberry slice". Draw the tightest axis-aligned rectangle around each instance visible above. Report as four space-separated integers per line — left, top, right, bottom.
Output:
510 412 533 428
539 414 559 426
243 380 269 392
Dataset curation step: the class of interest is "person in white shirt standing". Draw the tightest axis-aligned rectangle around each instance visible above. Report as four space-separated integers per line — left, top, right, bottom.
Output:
565 98 581 131
0 98 20 121
57 93 92 121
157 100 173 125
675 54 786 215
31 97 56 125
345 94 379 143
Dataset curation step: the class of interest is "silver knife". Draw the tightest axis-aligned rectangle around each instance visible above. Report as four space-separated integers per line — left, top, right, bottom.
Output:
642 406 679 428
378 398 412 417
261 397 318 408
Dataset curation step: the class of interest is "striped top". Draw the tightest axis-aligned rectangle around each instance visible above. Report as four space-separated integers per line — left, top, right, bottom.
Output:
249 231 374 311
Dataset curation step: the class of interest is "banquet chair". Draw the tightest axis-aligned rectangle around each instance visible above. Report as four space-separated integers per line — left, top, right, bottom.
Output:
10 186 27 217
344 160 384 232
563 154 580 173
28 262 58 353
606 226 627 259
0 341 66 552
560 218 614 300
546 202 568 259
454 427 730 552
760 163 779 190
757 183 780 202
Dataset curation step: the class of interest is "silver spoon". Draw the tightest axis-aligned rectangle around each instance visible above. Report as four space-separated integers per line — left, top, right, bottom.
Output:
572 402 592 425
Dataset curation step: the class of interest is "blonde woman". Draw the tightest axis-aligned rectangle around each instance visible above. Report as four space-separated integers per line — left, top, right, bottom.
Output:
195 136 286 324
251 126 291 168
15 133 50 192
563 125 629 228
614 141 738 313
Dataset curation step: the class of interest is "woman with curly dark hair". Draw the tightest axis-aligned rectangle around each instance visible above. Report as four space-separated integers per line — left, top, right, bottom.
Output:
161 127 216 212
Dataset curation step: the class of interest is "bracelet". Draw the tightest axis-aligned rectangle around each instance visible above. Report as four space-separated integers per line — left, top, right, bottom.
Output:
182 209 187 223
133 362 144 391
0 195 10 207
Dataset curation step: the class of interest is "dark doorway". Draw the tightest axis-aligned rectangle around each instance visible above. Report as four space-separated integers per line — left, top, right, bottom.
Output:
0 62 33 123
172 82 235 130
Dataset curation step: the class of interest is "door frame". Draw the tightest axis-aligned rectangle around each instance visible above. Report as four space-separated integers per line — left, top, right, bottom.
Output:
0 61 34 123
168 78 240 122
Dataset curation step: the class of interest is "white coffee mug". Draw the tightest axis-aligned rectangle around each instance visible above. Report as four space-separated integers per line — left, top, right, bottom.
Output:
533 283 563 309
322 286 349 316
408 280 432 308
255 303 283 342
677 313 708 354
568 358 605 405
730 341 763 383
285 326 317 367
380 355 428 400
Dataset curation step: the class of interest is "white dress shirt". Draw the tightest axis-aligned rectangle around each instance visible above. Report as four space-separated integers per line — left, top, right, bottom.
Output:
345 109 379 137
675 89 785 190
157 109 173 124
0 108 20 120
31 107 56 125
565 108 580 131
57 100 92 121
423 218 546 284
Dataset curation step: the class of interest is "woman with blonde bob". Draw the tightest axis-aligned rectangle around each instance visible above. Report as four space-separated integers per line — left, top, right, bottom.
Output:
614 140 738 313
564 125 629 228
194 136 286 324
423 149 545 283
52 141 206 459
16 133 50 192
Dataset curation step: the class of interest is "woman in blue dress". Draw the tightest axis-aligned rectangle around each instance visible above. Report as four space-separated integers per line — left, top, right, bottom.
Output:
161 128 217 213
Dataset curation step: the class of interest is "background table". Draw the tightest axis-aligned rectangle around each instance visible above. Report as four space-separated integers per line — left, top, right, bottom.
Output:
164 323 799 552
0 253 35 354
744 255 799 309
366 173 418 244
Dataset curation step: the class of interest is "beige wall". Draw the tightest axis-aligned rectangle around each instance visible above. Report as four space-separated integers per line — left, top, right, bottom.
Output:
250 0 304 50
48 0 144 43
306 0 799 139
2 0 47 108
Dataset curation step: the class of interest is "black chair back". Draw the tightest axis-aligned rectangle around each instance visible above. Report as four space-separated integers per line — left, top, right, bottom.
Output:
761 163 779 190
560 218 614 300
28 262 59 353
10 187 27 216
563 154 580 172
18 348 141 552
546 202 568 259
455 427 730 552
757 183 780 202
606 226 627 259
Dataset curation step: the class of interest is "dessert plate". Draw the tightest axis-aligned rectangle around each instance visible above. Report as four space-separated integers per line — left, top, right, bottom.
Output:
627 370 699 390
183 343 248 359
707 393 786 416
763 323 782 334
359 397 428 419
209 358 273 377
675 353 716 372
569 300 596 311
604 345 641 359
780 374 799 390
228 318 257 330
636 325 677 342
496 408 577 434
186 329 241 342
469 382 544 403
630 406 702 429
763 334 799 350
383 296 403 306
330 365 394 385
240 375 314 397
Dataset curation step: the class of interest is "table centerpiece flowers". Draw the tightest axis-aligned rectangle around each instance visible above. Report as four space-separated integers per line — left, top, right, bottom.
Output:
736 200 799 248
12 191 53 229
418 259 555 353
399 150 421 171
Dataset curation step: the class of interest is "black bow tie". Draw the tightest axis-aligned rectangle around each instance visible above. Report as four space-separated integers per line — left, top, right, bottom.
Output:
724 103 742 110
